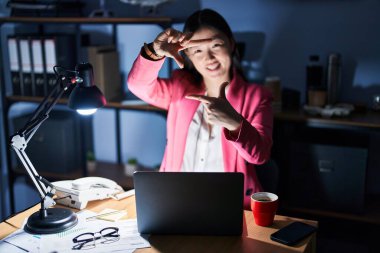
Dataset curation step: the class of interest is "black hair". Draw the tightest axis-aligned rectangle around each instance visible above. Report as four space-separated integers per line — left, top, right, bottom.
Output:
182 9 246 84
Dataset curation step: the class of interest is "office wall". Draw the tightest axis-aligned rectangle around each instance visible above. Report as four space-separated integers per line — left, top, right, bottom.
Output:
202 0 380 106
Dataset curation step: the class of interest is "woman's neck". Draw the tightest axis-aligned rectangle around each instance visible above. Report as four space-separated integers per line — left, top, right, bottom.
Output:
204 83 219 97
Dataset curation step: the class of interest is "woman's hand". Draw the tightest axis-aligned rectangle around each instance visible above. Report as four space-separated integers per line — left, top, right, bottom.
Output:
186 82 243 132
153 28 211 68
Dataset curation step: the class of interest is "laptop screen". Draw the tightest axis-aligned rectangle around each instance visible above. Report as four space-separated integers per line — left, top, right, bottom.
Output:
134 172 244 235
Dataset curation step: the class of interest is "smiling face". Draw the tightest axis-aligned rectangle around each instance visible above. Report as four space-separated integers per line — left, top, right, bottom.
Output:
185 26 233 86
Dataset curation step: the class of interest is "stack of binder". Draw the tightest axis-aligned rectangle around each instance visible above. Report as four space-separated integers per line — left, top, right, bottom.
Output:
7 34 77 97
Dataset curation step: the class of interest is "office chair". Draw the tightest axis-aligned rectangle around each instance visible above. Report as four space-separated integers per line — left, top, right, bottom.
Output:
255 159 279 194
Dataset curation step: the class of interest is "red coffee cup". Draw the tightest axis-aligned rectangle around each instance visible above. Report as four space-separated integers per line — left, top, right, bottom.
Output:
251 192 278 227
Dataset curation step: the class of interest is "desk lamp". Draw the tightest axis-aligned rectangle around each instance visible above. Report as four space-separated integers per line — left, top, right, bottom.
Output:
10 62 106 234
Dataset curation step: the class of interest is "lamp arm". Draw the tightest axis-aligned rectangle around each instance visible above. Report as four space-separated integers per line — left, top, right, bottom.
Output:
24 76 61 125
19 76 72 137
9 74 73 208
11 142 51 199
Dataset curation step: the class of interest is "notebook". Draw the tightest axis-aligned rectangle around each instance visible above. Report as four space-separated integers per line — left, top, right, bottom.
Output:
133 171 244 235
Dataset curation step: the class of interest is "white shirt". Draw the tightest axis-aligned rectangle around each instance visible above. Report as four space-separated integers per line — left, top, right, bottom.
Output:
181 103 224 172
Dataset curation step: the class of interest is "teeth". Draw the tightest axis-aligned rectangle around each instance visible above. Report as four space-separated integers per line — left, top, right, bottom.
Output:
207 63 219 70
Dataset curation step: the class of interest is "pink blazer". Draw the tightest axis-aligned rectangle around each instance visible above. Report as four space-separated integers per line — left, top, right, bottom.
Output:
128 55 273 209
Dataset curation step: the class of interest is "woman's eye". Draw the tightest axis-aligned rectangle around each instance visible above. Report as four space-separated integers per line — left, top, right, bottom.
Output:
212 42 224 49
193 49 202 54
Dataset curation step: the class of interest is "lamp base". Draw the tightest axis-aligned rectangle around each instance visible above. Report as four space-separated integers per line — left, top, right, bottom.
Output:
24 207 78 234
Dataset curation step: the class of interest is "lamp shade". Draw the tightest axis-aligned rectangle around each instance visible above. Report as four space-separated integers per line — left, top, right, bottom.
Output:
68 62 106 111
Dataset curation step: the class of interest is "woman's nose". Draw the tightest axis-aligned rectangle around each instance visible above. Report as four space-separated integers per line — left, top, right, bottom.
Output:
205 50 215 60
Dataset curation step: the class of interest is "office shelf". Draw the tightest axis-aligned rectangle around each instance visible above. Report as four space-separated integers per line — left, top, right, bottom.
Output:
274 109 380 130
0 16 173 213
7 95 165 112
0 16 172 25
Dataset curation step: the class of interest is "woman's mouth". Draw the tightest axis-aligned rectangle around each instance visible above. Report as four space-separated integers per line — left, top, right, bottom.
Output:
206 62 220 71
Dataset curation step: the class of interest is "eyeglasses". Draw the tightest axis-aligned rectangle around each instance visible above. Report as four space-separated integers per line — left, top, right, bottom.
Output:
72 227 120 250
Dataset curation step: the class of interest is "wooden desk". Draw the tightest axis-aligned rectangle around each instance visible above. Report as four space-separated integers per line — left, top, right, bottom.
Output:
0 197 317 253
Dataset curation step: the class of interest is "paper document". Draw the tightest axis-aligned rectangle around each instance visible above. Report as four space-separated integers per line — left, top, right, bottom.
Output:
42 217 150 252
0 210 150 253
0 228 41 252
95 208 127 222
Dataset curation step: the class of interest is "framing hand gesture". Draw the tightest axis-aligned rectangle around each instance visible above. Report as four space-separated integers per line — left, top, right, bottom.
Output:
153 28 212 68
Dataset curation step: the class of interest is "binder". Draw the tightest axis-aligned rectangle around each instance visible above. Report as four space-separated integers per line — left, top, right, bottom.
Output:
44 37 58 94
87 45 121 101
31 38 45 97
19 37 33 96
43 35 77 96
7 36 22 95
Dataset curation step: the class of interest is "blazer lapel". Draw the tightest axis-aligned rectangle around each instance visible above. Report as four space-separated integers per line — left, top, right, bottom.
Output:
222 70 246 172
170 90 204 171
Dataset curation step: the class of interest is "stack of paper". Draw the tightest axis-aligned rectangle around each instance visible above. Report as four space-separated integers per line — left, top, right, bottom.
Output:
0 210 150 253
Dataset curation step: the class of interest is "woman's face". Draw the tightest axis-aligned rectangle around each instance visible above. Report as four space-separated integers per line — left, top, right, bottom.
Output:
185 26 233 83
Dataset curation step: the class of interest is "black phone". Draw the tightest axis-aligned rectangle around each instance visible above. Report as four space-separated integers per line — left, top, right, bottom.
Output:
270 221 317 246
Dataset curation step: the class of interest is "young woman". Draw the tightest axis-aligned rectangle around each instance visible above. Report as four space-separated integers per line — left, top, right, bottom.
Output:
127 9 273 209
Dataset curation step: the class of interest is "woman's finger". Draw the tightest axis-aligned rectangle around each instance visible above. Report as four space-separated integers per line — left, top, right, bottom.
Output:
178 34 187 43
179 32 192 42
208 103 218 112
185 95 212 104
203 104 212 114
180 38 213 50
171 33 184 44
203 112 211 124
164 27 178 37
155 29 169 41
171 52 185 68
218 81 229 99
156 28 176 42
179 32 193 46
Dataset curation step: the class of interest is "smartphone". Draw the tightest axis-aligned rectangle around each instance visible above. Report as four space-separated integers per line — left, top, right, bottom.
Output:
270 221 317 246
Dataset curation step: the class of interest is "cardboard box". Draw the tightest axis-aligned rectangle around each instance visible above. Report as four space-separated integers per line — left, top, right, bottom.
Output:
87 45 122 101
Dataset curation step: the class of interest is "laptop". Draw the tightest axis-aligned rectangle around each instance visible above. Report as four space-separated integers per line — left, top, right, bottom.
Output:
133 171 244 235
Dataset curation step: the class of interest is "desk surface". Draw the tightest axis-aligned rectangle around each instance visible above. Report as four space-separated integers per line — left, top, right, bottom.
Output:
0 196 317 253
